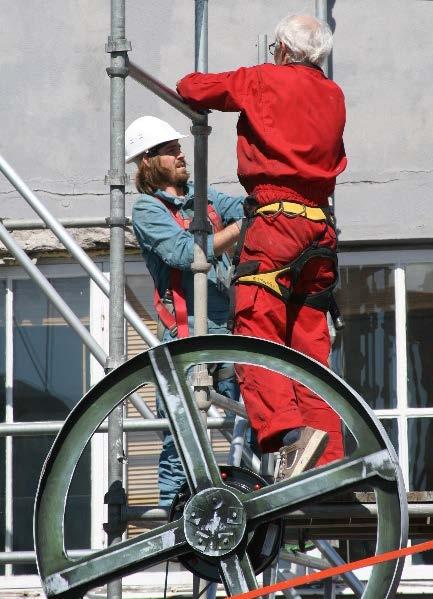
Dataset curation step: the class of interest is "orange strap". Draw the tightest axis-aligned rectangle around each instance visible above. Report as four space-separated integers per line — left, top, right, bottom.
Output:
228 539 433 599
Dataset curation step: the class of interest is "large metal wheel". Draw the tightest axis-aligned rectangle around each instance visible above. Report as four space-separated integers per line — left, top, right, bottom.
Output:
34 335 408 598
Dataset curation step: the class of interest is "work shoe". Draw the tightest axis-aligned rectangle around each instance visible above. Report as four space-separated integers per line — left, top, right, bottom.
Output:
274 426 329 482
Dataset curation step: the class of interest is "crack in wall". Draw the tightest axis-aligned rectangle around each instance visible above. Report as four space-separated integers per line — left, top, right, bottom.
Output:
1 169 432 195
0 189 133 197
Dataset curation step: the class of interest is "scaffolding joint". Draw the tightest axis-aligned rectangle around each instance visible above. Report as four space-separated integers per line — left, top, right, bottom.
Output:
189 216 212 234
105 354 127 372
105 216 128 228
106 65 129 79
190 123 212 136
105 37 132 53
103 482 127 536
104 170 129 186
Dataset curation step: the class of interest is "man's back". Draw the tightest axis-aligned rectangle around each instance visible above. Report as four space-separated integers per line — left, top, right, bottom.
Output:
178 63 347 205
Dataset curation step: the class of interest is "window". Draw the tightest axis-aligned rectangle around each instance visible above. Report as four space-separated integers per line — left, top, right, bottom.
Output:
0 281 5 576
333 251 433 573
0 274 91 575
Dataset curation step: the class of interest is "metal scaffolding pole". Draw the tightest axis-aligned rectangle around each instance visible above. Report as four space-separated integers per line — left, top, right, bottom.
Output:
192 3 211 596
1 217 131 230
105 1 130 598
190 0 213 426
257 34 268 64
0 416 234 437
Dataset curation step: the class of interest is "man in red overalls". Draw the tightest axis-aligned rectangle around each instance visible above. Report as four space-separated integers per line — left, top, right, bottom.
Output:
177 14 347 480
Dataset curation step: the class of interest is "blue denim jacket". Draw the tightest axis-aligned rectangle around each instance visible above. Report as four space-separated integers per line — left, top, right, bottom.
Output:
132 182 244 334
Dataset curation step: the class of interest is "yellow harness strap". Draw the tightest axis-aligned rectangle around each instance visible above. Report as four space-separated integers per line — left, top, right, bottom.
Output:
255 201 330 222
237 265 292 298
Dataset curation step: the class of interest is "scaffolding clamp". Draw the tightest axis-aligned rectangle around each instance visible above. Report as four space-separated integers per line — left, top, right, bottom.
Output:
189 215 212 234
105 354 127 372
190 123 212 137
105 36 132 53
104 216 128 230
104 169 129 186
106 65 129 78
103 482 127 536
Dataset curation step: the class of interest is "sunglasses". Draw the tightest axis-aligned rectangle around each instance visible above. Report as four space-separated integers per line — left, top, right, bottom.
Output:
268 41 279 56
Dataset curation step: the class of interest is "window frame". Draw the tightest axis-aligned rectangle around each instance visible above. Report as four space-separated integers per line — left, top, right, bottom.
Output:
339 248 433 577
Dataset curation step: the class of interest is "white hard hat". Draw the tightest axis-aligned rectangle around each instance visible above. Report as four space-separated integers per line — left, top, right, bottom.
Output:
125 116 187 163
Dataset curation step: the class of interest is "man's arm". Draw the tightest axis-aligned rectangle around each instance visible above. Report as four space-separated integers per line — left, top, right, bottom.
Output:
133 198 204 269
132 196 240 267
177 67 257 112
208 187 244 224
213 221 242 257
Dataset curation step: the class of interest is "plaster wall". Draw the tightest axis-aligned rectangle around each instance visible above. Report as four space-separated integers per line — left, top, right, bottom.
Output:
0 1 432 243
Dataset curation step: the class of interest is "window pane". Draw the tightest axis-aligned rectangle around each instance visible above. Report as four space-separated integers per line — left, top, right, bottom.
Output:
380 418 399 455
0 281 4 571
412 538 433 566
332 266 396 409
0 280 5 421
408 418 433 492
13 278 90 421
11 276 91 574
12 436 90 575
407 264 433 408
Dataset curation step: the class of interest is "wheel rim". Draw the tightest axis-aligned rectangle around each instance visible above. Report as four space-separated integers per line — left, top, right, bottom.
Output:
34 334 408 598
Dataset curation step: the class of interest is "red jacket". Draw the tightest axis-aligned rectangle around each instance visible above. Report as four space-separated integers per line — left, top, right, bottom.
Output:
177 63 347 207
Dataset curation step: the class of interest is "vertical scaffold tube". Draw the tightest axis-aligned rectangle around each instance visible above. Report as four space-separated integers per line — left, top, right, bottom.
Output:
193 4 212 597
106 1 130 598
257 34 268 64
315 1 329 76
191 0 213 416
192 0 210 339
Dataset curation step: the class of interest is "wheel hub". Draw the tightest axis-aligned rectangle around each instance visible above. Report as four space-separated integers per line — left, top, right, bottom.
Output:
184 487 246 556
170 466 283 582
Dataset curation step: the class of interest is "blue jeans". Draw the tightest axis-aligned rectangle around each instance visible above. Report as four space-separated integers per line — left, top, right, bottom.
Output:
157 367 240 507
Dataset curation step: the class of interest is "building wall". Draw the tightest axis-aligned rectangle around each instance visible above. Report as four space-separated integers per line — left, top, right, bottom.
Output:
0 0 432 242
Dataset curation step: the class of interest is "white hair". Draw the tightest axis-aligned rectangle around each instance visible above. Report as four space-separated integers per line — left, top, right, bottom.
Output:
275 14 333 66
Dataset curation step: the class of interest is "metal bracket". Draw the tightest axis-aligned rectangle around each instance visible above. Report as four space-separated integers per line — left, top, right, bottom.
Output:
192 369 213 389
104 170 130 186
105 355 127 371
105 37 132 53
189 217 212 234
103 482 127 535
190 124 212 137
106 66 129 78
105 216 128 229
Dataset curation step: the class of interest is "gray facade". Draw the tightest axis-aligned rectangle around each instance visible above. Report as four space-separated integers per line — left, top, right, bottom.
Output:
1 1 432 243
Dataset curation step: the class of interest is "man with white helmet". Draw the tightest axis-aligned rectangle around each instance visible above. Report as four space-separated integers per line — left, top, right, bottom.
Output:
126 115 245 506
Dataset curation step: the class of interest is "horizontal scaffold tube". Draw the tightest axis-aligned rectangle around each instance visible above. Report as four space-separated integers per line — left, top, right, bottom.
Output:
128 61 207 124
0 417 234 436
1 217 131 230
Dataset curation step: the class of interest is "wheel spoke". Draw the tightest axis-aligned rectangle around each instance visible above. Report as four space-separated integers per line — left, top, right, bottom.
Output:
149 344 222 492
42 520 188 599
219 551 259 595
244 450 395 525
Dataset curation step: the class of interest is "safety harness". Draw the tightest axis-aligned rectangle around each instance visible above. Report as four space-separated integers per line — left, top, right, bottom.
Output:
228 199 339 330
153 197 224 338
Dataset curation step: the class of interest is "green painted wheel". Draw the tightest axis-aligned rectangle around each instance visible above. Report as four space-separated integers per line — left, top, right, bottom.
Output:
34 335 408 598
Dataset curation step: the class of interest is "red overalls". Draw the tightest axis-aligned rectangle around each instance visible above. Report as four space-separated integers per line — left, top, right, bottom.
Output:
178 63 347 462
